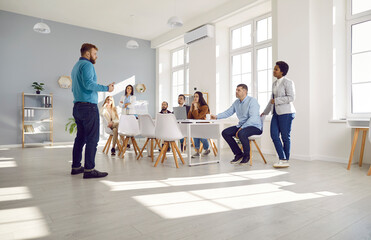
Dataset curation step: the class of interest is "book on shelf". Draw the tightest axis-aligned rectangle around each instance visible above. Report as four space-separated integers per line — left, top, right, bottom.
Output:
43 96 52 108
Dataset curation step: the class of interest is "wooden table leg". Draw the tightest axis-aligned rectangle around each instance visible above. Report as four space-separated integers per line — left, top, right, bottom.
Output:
359 129 368 167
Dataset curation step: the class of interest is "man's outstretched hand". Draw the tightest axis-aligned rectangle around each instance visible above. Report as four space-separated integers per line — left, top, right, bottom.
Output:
108 82 115 92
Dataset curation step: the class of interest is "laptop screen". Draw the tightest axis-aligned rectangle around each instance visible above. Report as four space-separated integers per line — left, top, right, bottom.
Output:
173 106 187 120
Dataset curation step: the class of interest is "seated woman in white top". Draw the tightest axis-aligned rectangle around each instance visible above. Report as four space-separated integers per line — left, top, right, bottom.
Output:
101 96 119 155
119 85 136 115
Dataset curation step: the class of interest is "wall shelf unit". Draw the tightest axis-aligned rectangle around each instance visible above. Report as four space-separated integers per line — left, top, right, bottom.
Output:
22 92 53 148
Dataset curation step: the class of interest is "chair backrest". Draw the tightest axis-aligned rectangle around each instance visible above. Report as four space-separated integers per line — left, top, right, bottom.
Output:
138 114 155 138
118 115 140 136
155 113 183 141
101 113 113 135
369 118 371 143
260 115 266 132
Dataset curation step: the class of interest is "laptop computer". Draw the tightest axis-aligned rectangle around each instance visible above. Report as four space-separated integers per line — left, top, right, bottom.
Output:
173 106 188 120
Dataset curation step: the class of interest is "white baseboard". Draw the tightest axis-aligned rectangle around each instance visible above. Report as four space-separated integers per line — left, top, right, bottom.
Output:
261 150 349 163
310 155 348 163
0 141 75 149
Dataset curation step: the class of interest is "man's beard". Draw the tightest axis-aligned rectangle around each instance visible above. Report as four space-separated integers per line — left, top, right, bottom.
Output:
162 107 167 111
89 57 96 64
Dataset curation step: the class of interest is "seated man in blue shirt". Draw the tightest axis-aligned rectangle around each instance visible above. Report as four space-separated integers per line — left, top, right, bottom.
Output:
211 84 262 165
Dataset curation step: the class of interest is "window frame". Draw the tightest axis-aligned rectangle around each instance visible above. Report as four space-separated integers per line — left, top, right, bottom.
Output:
346 1 371 117
229 13 272 109
170 46 189 107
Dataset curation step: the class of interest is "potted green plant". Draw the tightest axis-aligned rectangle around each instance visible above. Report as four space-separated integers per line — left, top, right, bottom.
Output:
65 118 77 135
32 82 45 94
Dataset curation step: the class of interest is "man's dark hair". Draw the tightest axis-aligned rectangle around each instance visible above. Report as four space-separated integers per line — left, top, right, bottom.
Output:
276 61 289 76
237 84 248 92
178 94 185 100
80 43 98 56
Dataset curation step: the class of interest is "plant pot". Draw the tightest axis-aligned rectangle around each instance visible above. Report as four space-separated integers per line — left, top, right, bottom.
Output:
36 90 40 94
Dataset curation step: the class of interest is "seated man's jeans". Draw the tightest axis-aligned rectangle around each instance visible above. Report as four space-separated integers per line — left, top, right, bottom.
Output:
222 126 262 159
72 103 100 170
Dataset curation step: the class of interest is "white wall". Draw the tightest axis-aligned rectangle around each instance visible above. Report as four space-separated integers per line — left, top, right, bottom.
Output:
157 47 171 113
215 24 230 114
268 0 355 163
189 37 217 113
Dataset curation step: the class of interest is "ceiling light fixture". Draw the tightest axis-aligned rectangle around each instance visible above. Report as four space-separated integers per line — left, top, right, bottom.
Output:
126 15 139 49
167 0 183 28
33 20 51 34
167 16 183 28
126 39 139 49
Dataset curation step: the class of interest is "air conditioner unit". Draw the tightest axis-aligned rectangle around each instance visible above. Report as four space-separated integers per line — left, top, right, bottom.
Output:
184 24 214 44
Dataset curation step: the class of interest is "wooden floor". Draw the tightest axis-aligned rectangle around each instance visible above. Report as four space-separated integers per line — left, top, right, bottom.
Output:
0 144 371 240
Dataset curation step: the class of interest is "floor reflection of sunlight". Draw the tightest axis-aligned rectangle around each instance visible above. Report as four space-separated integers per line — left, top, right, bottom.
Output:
0 148 10 151
0 187 32 202
0 207 50 239
0 157 14 161
0 161 17 168
44 145 73 149
101 170 288 191
133 181 340 219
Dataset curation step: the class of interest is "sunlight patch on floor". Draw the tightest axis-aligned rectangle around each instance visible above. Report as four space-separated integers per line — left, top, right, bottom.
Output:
0 161 17 168
101 170 288 191
44 145 73 149
0 207 50 239
0 187 32 202
133 181 340 219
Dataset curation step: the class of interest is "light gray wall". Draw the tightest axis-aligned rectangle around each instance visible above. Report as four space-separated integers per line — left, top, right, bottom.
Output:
0 10 156 145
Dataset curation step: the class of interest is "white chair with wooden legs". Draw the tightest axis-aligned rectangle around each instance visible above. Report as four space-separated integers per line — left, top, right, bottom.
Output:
236 115 266 166
117 115 142 159
102 118 121 155
137 114 161 162
154 113 185 168
247 115 267 166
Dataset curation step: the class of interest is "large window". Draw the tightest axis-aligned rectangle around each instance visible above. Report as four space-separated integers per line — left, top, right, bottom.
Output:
171 47 189 107
230 15 272 110
348 0 371 114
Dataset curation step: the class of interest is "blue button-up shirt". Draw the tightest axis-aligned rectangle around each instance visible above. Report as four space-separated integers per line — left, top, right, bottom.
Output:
217 96 262 130
71 57 108 104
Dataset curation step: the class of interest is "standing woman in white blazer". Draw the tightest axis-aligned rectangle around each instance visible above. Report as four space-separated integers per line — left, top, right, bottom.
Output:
119 85 136 115
262 61 295 168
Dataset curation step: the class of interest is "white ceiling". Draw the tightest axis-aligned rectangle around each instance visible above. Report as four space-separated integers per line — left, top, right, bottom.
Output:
0 0 236 40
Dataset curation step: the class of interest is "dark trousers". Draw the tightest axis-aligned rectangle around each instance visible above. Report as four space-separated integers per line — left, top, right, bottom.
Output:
72 102 100 170
222 126 262 159
270 110 295 160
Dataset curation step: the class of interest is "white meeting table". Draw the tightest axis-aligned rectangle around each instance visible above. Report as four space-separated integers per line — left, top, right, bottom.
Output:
177 119 221 166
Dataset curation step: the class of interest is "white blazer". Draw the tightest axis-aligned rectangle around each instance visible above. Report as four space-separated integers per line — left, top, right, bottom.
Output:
263 77 296 115
119 95 136 115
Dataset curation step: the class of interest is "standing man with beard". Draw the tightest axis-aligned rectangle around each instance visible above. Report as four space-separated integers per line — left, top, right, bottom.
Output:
70 43 114 179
